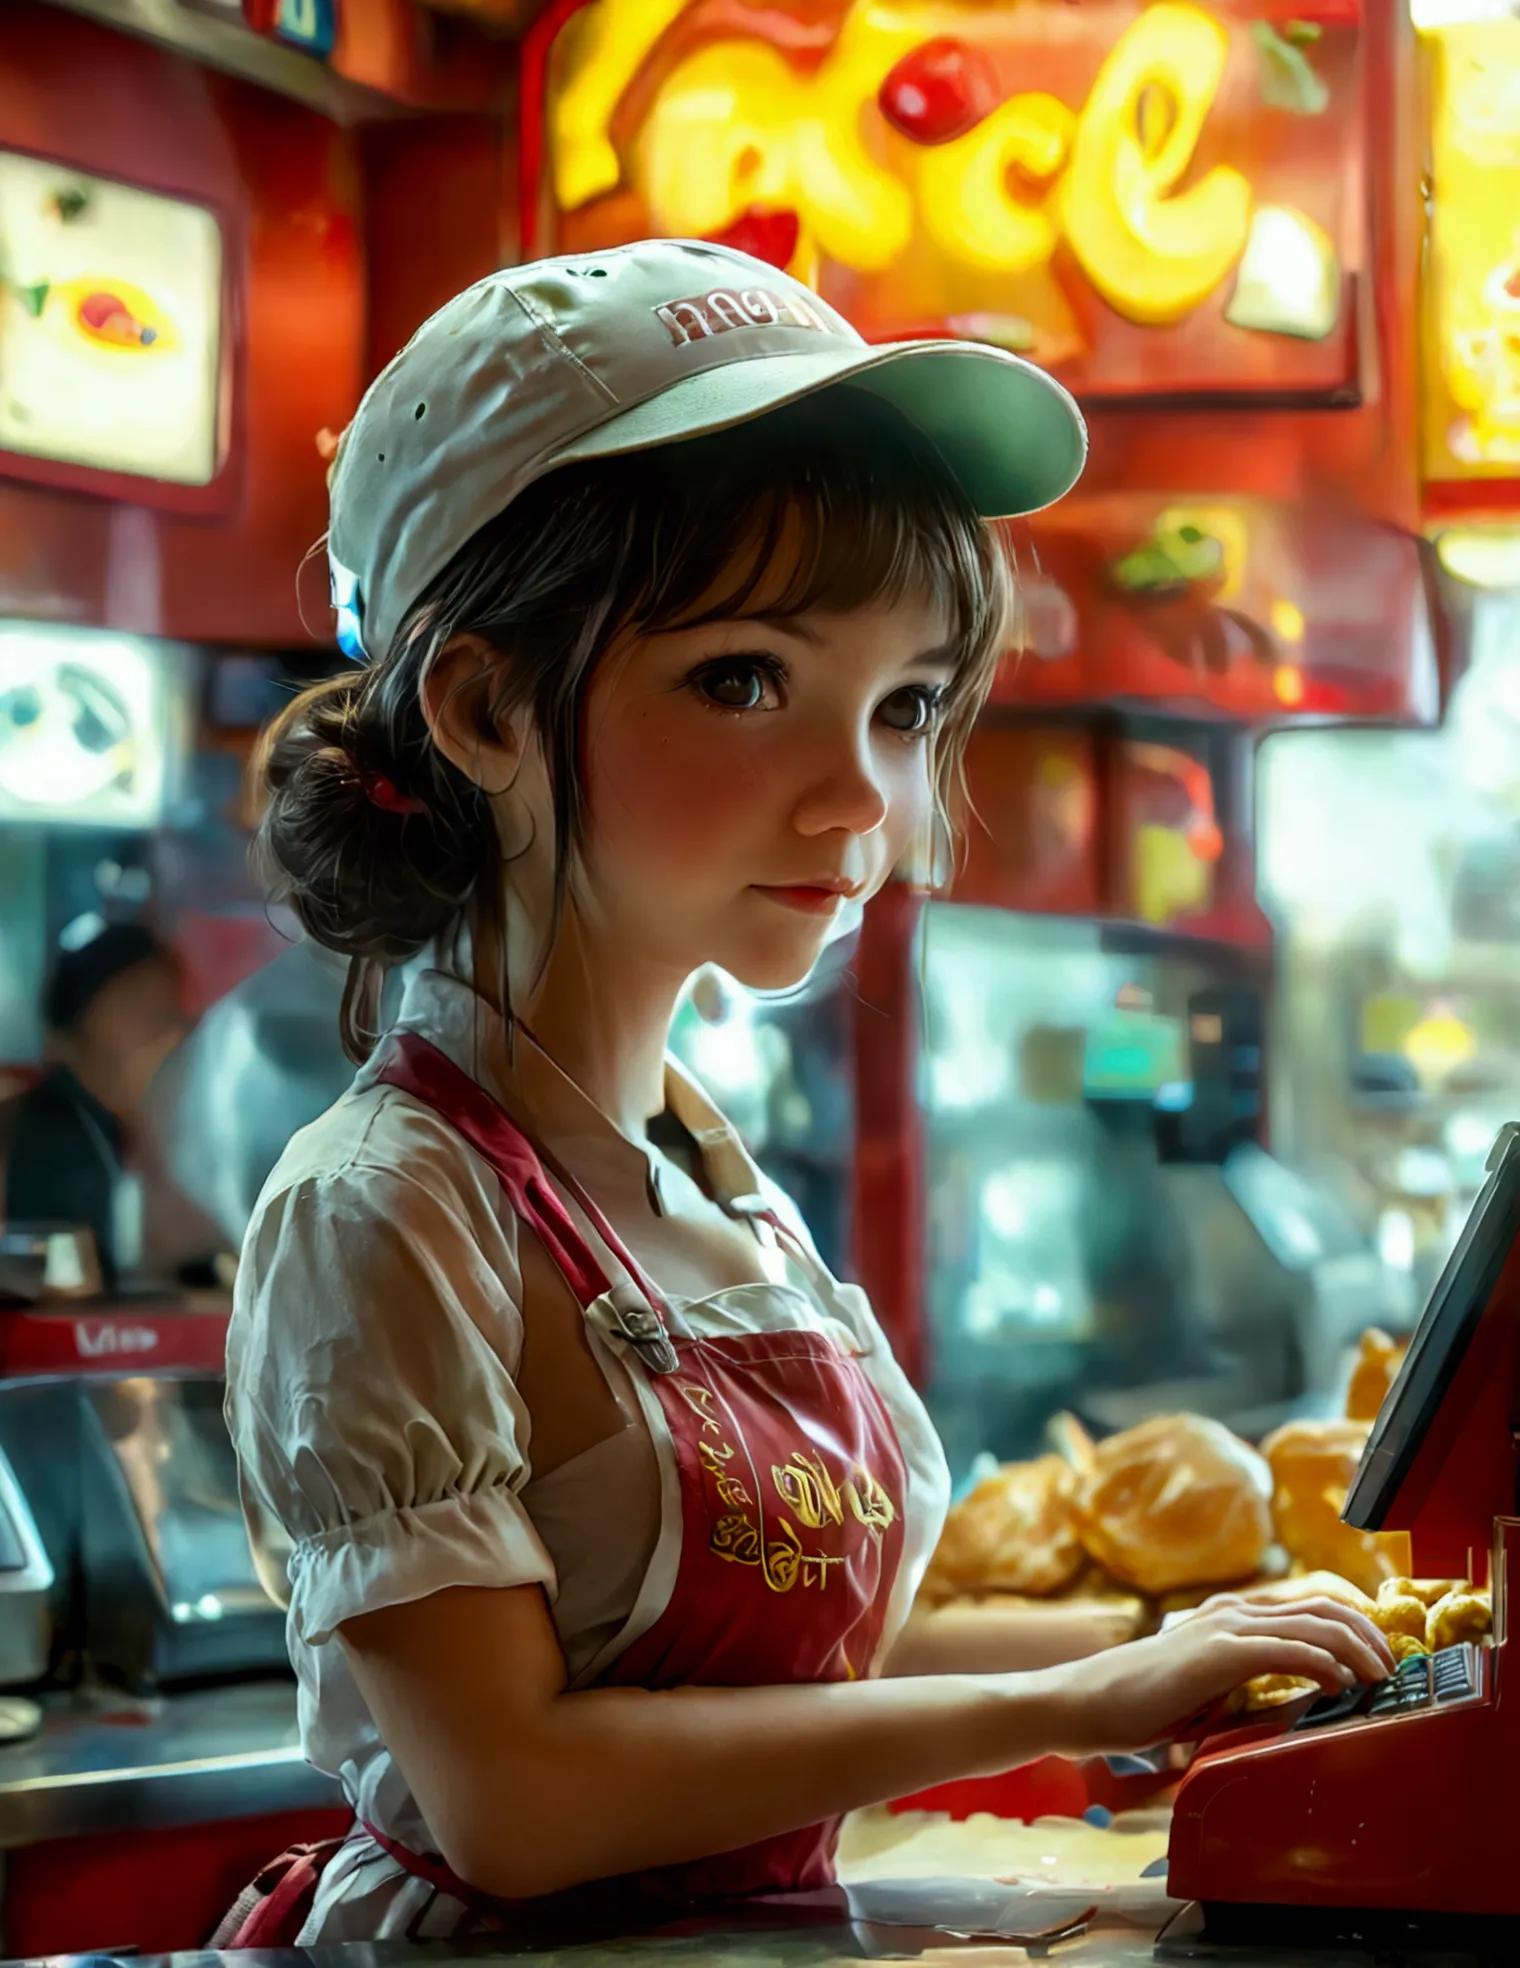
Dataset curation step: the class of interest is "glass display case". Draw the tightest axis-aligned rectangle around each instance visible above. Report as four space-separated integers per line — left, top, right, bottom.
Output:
1259 584 1520 1318
916 905 1400 1479
667 941 857 1280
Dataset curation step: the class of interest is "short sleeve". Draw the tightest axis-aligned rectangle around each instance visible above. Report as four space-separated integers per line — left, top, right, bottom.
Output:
226 1144 555 1648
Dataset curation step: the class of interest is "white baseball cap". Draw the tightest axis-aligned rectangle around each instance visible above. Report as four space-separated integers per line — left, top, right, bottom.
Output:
328 238 1087 662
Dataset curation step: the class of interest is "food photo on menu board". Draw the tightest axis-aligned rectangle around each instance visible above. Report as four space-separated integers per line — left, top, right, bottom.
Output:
0 149 222 486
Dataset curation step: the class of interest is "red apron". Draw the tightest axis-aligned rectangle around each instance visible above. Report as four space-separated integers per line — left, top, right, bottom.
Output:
216 1033 907 1945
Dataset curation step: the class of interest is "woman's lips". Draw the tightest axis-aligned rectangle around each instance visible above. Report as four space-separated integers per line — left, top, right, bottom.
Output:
752 885 851 916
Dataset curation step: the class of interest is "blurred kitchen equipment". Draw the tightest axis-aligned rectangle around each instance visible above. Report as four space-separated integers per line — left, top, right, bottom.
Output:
0 1224 102 1305
0 1435 54 1687
143 939 391 1245
77 1375 288 1689
0 1327 288 1694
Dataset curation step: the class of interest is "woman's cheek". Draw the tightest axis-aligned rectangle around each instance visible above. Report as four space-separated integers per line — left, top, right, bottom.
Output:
589 711 766 858
879 746 936 857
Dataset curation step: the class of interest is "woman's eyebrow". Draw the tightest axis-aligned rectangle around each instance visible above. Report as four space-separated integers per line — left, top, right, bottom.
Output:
700 618 960 671
739 619 961 666
744 614 823 646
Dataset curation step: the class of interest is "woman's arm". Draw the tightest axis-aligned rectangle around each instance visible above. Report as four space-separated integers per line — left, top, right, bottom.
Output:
341 1582 1391 1902
882 1599 1142 1678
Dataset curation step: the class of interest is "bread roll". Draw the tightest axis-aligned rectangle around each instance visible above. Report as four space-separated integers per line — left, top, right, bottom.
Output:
925 1455 1085 1598
1261 1418 1411 1596
1071 1414 1273 1595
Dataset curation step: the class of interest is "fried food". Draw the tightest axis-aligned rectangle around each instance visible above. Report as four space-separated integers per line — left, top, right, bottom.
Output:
1426 1588 1492 1652
924 1455 1085 1599
1070 1414 1273 1596
1229 1673 1317 1713
1384 1576 1464 1608
1371 1586 1428 1641
1387 1632 1429 1662
1345 1328 1408 1423
1260 1418 1412 1596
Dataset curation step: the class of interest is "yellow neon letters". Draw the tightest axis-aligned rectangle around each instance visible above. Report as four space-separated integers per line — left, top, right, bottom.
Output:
553 1 1262 327
1059 4 1252 324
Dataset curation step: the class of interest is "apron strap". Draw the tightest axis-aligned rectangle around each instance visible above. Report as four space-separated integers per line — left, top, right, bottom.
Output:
373 1033 667 1318
530 1133 676 1315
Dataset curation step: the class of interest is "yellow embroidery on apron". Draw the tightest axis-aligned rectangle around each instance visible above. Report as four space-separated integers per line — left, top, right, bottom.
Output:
679 1382 723 1434
676 1378 895 1594
773 1450 845 1529
843 1464 897 1531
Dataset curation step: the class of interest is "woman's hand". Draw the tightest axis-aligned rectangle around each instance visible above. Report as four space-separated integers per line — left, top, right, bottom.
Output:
1040 1594 1396 1756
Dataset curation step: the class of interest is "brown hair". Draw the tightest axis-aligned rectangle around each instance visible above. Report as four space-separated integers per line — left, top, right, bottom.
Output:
254 387 1015 1060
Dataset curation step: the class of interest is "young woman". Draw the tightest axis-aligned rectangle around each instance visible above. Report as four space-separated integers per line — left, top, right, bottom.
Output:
218 240 1392 1944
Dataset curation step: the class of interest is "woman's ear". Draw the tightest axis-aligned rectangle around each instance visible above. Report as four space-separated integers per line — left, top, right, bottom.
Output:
421 634 523 795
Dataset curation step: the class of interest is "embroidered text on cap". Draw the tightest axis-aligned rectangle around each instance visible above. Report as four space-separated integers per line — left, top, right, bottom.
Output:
654 287 837 348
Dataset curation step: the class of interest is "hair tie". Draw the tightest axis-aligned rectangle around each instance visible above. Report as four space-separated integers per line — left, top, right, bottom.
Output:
360 771 429 817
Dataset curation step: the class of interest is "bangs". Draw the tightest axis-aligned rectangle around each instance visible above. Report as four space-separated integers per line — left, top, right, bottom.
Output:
618 387 1013 705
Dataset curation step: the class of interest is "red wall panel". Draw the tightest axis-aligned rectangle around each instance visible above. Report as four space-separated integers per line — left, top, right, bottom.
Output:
360 112 515 376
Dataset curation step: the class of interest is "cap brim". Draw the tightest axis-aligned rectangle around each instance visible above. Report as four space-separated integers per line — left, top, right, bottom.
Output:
548 339 1086 520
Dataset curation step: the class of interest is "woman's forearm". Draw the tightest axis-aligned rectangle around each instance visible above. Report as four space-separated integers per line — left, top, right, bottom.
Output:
346 1583 1390 1906
883 1601 1142 1678
462 1666 1081 1898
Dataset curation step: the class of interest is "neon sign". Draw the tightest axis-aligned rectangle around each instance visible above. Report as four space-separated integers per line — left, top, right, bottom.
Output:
531 0 1361 397
1422 19 1520 481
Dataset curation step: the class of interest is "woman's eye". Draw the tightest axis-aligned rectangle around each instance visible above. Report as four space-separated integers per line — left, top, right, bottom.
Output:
880 685 945 735
692 660 781 712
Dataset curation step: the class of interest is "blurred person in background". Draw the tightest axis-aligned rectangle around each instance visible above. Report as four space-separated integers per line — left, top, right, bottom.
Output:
0 923 187 1292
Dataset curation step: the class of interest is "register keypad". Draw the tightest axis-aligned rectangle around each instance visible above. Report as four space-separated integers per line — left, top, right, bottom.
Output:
1433 1642 1478 1703
1294 1643 1478 1730
1366 1652 1431 1715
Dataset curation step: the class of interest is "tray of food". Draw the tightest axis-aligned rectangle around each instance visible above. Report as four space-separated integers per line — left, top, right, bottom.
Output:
890 1329 1493 1820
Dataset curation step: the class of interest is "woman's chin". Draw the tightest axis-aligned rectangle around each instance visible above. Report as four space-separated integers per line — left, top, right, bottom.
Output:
716 933 830 996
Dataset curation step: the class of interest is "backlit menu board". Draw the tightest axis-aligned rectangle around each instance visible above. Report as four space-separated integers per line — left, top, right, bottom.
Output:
527 0 1363 400
0 150 223 487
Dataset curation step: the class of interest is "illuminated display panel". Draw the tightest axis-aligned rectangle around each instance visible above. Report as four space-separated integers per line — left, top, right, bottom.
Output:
0 150 223 487
0 623 191 830
1422 20 1520 488
528 0 1363 399
993 495 1438 722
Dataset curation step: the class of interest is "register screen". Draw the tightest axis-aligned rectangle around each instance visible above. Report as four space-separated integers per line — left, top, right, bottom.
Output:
1346 1123 1520 1531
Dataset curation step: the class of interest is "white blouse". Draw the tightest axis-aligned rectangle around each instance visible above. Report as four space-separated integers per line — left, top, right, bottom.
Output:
225 966 949 1939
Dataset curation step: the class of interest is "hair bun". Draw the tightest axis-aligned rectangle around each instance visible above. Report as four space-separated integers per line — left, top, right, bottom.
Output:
252 673 484 965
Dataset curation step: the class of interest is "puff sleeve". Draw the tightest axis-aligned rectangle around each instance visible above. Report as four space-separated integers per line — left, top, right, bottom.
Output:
226 1156 555 1648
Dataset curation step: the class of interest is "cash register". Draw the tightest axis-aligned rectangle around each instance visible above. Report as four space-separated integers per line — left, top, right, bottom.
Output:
1168 1122 1520 1920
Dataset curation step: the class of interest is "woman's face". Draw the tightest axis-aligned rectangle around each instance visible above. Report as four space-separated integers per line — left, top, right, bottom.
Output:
571 587 956 992
70 957 187 1122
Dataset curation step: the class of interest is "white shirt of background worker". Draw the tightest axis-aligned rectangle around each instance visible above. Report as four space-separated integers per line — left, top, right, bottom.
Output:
220 240 1393 1944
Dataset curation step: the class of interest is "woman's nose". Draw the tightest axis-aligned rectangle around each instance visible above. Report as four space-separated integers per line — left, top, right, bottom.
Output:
790 733 890 839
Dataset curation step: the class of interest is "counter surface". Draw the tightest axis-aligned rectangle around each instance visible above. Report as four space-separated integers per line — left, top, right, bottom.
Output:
0 1679 340 1847
16 1879 1520 1967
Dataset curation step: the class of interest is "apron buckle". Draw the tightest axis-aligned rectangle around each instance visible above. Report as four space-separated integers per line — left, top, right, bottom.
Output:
611 1291 680 1375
